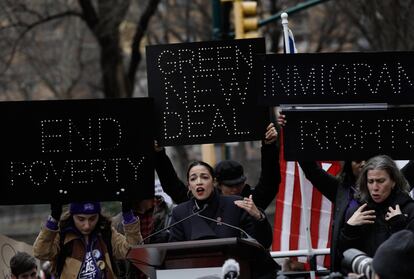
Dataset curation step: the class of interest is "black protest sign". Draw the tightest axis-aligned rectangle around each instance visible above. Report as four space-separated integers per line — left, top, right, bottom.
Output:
257 52 414 105
0 98 154 205
146 38 268 146
284 108 414 161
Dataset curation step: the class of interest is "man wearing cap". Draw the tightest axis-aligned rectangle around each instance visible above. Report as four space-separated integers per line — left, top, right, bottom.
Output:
215 122 280 218
33 202 142 279
372 229 414 279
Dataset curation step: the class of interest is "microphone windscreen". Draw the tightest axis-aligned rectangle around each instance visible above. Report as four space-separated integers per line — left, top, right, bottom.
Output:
222 258 240 278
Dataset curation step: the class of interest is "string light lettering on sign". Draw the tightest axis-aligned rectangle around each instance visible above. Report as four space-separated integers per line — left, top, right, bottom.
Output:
284 109 414 161
0 98 154 205
257 52 414 105
147 38 268 146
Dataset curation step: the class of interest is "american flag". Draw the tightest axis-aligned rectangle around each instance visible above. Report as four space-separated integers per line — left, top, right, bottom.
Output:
272 129 341 267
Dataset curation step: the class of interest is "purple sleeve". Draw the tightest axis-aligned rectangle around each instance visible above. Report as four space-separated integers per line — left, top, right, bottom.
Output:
46 215 59 230
122 210 138 224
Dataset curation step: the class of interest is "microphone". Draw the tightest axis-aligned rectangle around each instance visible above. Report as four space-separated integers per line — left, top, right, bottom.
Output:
196 212 255 240
222 258 240 279
138 203 208 245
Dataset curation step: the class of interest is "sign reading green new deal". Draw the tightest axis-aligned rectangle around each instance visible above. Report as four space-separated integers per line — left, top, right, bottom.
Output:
146 38 268 146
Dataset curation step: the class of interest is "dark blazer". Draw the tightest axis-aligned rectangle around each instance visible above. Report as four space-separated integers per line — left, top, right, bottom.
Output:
168 190 273 248
155 142 281 210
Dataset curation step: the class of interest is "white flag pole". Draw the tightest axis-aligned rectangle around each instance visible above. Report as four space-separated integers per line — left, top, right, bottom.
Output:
281 13 291 54
298 167 316 279
281 12 316 279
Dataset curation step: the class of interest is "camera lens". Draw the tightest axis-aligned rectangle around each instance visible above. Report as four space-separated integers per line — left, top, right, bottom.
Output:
352 254 373 278
342 248 375 279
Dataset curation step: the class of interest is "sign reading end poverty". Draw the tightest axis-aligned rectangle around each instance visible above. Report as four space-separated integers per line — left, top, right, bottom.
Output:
147 38 268 146
284 108 414 161
0 98 154 205
258 52 414 105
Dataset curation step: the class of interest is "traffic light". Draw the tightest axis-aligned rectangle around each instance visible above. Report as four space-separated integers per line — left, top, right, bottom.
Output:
233 0 259 39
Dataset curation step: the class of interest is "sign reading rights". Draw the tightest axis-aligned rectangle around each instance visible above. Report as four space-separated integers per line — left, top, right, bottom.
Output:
146 38 268 146
284 108 414 160
257 52 414 105
0 98 154 205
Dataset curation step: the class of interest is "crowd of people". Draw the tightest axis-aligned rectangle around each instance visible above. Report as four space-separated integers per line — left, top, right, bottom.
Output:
8 114 414 279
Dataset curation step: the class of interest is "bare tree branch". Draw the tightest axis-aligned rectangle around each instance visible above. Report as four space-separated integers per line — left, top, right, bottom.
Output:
127 0 161 96
77 0 99 32
0 10 82 75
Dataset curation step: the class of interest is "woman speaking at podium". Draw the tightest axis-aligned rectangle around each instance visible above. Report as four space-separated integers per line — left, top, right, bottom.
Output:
168 160 272 249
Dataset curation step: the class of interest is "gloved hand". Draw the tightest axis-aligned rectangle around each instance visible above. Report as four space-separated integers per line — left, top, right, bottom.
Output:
121 200 138 225
50 203 62 221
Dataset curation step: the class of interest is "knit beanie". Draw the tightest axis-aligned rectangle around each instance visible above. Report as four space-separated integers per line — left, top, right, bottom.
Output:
372 229 414 279
69 202 101 215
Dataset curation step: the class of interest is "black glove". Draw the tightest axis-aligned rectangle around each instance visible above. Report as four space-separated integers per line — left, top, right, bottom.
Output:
121 200 133 213
50 203 62 221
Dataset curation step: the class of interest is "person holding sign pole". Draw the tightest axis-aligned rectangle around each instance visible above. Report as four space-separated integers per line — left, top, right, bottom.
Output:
33 202 142 279
338 155 414 261
168 160 273 249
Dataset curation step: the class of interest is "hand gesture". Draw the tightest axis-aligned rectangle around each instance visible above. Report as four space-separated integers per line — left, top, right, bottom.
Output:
385 204 402 221
264 123 278 145
234 195 263 220
346 203 376 226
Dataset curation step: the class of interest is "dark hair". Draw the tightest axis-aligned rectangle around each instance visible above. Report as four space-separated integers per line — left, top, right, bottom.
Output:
186 160 214 181
356 155 409 202
10 252 37 276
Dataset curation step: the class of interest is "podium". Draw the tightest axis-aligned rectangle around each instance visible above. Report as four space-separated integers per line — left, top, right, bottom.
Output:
127 237 278 279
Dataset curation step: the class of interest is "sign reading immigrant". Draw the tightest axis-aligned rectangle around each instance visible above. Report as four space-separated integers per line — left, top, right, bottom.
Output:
284 108 414 161
146 38 268 146
0 98 154 205
257 52 414 105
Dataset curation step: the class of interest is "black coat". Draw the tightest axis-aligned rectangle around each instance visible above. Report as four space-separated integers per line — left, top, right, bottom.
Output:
168 190 273 248
241 143 281 210
339 189 414 258
298 160 414 271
